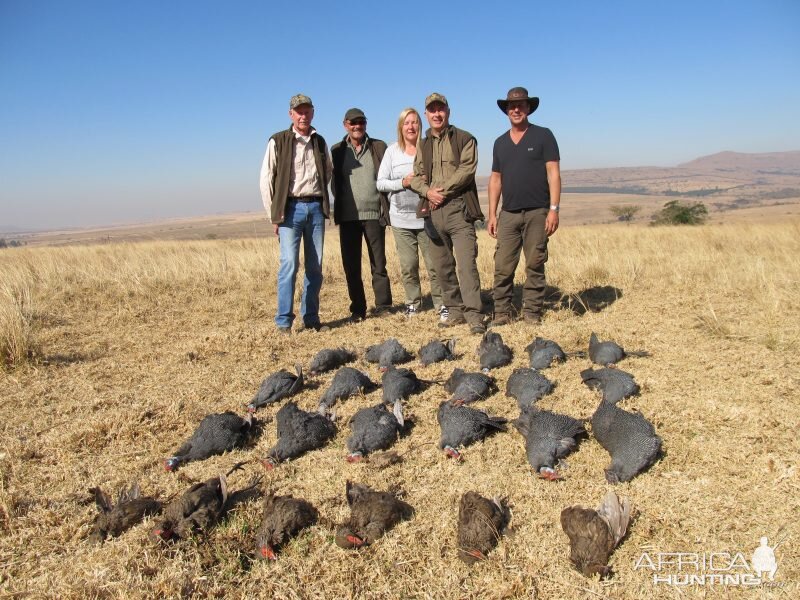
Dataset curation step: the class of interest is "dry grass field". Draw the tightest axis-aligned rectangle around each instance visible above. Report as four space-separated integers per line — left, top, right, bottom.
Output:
1 220 799 599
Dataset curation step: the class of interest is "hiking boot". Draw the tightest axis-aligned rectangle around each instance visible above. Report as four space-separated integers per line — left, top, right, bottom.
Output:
276 326 291 335
523 313 542 324
438 314 466 328
303 322 330 332
438 305 449 323
404 304 418 317
489 313 513 327
371 306 392 317
469 322 487 335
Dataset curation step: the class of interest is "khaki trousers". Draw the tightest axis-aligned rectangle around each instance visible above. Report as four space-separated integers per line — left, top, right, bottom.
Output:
391 226 443 310
429 198 483 325
492 207 549 318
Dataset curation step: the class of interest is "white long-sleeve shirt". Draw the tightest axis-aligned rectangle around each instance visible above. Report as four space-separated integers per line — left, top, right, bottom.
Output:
376 142 424 229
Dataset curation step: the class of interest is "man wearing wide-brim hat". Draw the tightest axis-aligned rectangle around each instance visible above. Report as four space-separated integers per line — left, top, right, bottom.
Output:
487 86 561 326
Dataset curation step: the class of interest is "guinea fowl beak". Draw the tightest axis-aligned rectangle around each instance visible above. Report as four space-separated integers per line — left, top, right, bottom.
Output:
538 467 562 481
347 534 364 547
346 453 363 463
443 446 462 460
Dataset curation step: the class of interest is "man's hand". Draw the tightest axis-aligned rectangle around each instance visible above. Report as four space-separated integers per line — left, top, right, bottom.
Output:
545 211 559 236
426 187 445 209
487 214 498 238
273 223 280 237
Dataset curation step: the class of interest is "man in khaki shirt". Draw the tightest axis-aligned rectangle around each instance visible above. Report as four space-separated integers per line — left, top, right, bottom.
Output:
409 93 485 334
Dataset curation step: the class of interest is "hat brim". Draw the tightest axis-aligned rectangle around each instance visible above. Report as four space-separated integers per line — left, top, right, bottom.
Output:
497 97 539 114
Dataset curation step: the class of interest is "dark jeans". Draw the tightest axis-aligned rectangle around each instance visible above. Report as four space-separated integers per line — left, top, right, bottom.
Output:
339 220 392 317
492 207 549 318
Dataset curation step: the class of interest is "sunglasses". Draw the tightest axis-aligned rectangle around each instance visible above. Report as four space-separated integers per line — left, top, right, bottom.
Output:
347 119 367 126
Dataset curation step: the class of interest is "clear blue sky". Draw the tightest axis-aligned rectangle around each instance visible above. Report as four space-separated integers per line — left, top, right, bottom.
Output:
1 0 798 230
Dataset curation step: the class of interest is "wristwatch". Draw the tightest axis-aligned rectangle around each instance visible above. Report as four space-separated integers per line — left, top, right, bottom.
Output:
549 205 560 213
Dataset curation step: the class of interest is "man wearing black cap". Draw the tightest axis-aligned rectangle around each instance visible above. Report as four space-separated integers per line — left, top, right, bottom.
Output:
409 93 486 335
260 93 333 334
487 87 561 326
331 108 392 322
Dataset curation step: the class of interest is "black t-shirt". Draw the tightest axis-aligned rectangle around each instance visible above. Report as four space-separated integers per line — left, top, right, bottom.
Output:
491 125 559 211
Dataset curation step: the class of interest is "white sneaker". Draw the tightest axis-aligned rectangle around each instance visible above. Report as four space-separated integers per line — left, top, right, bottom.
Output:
405 304 418 317
438 305 449 323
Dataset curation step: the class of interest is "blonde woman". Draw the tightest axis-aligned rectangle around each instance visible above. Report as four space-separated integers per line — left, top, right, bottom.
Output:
377 108 445 319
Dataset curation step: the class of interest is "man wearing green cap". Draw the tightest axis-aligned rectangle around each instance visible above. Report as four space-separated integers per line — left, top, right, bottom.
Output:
409 93 486 334
487 87 561 326
259 93 333 334
331 108 392 322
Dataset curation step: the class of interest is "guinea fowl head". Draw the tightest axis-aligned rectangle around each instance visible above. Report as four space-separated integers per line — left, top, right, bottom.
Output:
335 526 365 549
151 525 174 542
443 445 462 460
346 452 363 463
255 536 278 560
164 457 181 472
538 466 563 481
261 457 278 471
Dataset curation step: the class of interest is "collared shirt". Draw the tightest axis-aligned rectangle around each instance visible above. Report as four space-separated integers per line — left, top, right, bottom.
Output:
259 127 333 215
410 125 478 200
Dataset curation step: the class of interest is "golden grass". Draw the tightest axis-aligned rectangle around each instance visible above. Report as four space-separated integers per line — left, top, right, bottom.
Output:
1 221 799 598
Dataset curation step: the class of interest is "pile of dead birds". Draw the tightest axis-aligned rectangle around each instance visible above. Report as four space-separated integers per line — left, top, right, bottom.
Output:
87 331 660 578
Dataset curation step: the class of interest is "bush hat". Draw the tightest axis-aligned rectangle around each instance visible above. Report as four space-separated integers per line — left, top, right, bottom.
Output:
497 87 539 114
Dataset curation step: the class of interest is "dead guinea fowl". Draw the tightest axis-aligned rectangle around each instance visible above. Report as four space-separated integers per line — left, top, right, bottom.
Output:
588 333 649 366
164 412 255 471
418 338 457 366
247 365 304 412
335 481 414 549
309 347 357 375
560 490 632 578
381 365 432 404
478 331 513 371
345 400 404 462
263 401 337 468
457 491 511 564
591 399 661 483
318 367 377 411
88 484 161 544
525 337 568 369
512 405 586 481
437 400 507 460
444 368 497 404
255 492 318 560
581 367 640 405
505 367 554 410
152 463 256 542
365 338 413 371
